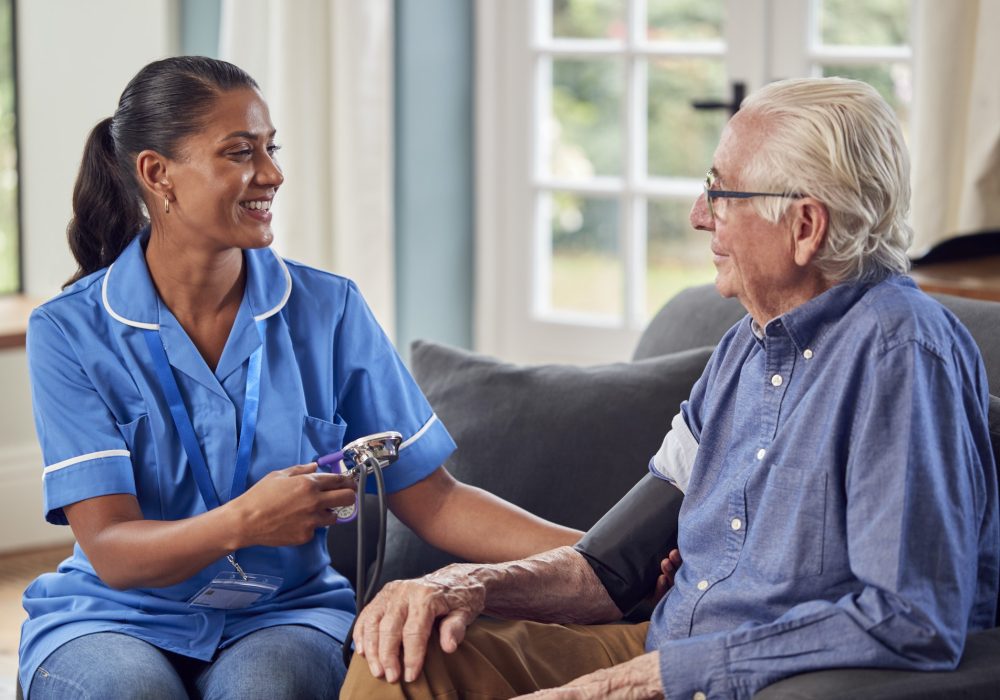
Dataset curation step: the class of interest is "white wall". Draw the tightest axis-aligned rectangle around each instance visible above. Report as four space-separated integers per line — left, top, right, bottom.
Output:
0 0 177 553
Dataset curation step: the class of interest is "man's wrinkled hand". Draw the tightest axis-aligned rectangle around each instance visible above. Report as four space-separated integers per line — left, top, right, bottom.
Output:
353 565 487 684
515 651 664 699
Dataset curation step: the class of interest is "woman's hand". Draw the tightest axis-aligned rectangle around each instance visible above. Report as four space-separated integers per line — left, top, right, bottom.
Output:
230 463 357 548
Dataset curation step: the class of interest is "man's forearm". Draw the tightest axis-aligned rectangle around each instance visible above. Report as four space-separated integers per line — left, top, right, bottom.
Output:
427 545 623 624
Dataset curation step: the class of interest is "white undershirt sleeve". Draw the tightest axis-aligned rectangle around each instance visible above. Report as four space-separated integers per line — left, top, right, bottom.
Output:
649 411 699 493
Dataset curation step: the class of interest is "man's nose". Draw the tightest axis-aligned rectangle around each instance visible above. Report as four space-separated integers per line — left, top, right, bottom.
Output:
690 192 714 232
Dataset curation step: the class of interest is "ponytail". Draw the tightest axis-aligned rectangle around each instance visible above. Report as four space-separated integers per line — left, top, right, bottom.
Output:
64 117 146 287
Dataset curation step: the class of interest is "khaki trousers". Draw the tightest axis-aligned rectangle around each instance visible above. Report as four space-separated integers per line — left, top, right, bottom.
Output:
341 618 650 699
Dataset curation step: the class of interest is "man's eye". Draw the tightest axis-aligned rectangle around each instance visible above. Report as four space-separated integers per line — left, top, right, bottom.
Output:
267 144 282 156
229 149 252 158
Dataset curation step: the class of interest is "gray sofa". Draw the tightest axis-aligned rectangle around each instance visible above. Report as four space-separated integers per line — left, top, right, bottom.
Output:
328 283 1000 699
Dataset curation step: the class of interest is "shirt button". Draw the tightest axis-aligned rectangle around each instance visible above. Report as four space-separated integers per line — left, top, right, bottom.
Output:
731 517 742 531
771 374 783 387
694 692 707 700
756 448 766 460
697 579 709 591
803 348 814 359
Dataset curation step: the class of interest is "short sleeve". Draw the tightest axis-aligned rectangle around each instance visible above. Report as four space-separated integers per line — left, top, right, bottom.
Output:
27 309 136 524
332 283 456 493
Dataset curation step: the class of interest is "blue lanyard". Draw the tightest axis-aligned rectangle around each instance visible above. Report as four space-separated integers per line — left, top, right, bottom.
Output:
143 321 265 511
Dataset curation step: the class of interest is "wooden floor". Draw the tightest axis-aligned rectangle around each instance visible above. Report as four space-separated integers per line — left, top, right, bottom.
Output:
0 544 74 694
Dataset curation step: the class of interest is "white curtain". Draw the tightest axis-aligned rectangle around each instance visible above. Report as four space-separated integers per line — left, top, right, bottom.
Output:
219 0 396 335
910 0 1000 257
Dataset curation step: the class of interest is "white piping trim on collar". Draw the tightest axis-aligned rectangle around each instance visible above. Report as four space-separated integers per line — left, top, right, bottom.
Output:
43 449 131 477
401 414 439 450
102 263 159 330
253 248 293 322
102 249 292 328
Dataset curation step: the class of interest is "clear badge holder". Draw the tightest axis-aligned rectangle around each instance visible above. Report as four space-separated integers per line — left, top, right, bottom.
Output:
189 571 283 610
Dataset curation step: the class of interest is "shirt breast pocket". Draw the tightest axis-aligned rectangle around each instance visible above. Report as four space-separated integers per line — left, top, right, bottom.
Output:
115 414 150 462
300 414 348 465
747 465 827 583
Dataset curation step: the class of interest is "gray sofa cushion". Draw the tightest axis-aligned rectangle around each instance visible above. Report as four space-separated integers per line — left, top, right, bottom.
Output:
377 340 715 585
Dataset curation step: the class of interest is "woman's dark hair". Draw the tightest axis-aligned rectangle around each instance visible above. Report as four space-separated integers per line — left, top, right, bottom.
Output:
65 56 259 286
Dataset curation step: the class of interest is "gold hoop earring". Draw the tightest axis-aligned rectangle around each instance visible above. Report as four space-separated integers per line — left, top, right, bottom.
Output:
164 197 170 214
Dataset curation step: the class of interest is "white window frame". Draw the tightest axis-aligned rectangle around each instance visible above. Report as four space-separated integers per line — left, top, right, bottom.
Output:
476 0 915 365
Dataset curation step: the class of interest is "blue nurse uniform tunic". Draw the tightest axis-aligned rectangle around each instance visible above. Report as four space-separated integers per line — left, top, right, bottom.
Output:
19 231 456 696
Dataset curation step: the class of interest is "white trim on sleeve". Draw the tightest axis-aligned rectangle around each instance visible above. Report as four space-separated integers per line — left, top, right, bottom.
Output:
400 414 439 450
650 412 699 493
42 449 131 478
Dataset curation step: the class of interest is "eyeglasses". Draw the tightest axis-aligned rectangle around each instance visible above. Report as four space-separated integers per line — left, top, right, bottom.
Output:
703 170 804 220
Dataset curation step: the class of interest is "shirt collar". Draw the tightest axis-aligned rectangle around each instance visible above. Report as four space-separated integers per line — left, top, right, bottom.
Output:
101 226 292 330
764 275 912 354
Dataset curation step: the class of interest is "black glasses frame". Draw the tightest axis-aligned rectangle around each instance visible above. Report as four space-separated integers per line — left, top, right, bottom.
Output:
703 170 804 220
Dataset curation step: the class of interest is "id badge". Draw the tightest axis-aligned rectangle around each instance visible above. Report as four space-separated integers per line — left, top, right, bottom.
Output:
189 572 283 610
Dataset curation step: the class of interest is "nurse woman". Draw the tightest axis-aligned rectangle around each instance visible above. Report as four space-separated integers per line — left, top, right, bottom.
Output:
18 56 579 699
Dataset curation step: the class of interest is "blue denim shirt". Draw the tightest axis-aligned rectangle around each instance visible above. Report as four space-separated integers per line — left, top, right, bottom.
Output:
645 276 999 699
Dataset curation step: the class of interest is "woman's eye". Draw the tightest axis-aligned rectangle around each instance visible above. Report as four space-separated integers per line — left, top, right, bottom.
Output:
267 144 282 156
228 149 253 159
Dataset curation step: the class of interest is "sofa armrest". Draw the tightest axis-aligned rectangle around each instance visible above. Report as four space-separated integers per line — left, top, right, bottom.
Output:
753 627 1000 700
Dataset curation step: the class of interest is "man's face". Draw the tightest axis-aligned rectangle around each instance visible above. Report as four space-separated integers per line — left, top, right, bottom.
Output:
689 111 801 319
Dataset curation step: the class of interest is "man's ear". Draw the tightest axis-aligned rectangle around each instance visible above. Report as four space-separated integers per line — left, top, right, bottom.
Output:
135 149 173 202
790 198 828 267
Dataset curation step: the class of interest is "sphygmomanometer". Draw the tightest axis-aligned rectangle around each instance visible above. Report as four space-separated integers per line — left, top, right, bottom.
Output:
315 430 403 667
574 472 684 616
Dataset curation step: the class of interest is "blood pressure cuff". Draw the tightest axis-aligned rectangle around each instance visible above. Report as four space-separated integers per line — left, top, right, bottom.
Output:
574 473 684 616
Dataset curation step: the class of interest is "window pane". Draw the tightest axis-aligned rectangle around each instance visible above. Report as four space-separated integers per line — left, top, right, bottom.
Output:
647 58 726 178
548 193 621 319
647 0 724 41
820 63 911 140
647 198 715 320
550 58 623 178
820 0 909 47
0 0 18 294
552 0 625 40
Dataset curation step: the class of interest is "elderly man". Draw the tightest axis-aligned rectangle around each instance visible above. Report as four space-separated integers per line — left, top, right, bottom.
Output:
341 78 999 699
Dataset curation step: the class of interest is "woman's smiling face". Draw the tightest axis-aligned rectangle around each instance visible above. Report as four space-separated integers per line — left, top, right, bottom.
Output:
160 87 283 251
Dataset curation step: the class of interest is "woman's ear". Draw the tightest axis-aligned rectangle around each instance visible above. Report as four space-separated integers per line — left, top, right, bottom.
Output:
790 197 829 268
135 150 173 203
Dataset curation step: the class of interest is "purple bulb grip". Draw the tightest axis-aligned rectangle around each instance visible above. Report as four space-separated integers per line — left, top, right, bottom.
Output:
316 450 358 524
316 450 345 472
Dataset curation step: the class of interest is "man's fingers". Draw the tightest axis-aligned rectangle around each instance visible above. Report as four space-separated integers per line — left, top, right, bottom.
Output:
438 609 472 654
400 601 439 683
362 606 385 678
377 602 407 683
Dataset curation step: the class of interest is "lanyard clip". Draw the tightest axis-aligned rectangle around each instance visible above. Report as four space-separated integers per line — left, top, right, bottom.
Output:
227 554 250 581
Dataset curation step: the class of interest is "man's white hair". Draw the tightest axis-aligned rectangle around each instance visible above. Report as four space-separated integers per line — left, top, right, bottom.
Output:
739 77 912 283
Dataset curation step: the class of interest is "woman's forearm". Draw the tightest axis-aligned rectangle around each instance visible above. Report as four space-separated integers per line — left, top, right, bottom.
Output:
389 468 582 563
65 495 245 589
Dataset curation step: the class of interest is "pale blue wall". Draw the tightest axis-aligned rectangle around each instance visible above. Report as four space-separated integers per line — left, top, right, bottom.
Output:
394 0 474 359
180 0 221 57
180 0 474 359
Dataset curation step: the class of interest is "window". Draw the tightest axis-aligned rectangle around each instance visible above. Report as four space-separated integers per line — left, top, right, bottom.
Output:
476 0 913 364
0 0 19 294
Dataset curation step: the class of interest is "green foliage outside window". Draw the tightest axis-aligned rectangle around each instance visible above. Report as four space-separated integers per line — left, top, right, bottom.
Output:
0 0 19 294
